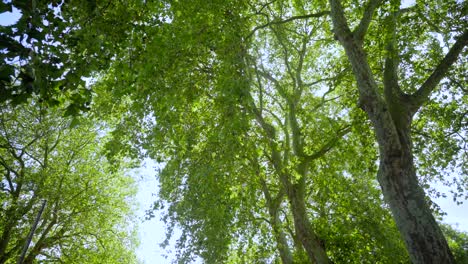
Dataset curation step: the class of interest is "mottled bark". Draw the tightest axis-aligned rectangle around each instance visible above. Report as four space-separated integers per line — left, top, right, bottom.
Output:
251 103 330 263
288 181 329 264
328 0 467 263
377 127 454 264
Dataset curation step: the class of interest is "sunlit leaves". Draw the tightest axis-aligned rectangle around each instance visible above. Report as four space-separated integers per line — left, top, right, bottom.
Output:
86 0 466 262
0 101 139 263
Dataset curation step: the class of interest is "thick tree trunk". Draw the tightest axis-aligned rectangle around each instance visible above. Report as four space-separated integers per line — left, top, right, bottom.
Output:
377 127 455 264
328 1 456 262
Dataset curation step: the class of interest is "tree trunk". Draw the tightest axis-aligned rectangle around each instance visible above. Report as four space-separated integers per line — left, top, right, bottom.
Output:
269 207 294 264
0 224 13 264
328 1 455 262
261 181 294 264
251 94 330 263
377 126 455 264
0 207 17 264
288 182 329 264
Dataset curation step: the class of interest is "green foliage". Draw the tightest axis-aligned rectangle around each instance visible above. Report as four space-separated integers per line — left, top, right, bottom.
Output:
0 101 139 263
92 1 411 263
441 224 468 264
3 0 462 262
0 0 146 114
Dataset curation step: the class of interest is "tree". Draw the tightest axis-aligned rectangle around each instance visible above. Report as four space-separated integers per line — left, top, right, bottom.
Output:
0 101 139 263
93 1 409 263
0 0 145 114
7 0 464 262
441 224 468 263
328 0 467 262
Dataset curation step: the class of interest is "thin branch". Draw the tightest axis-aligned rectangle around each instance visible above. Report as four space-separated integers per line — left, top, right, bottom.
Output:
247 11 330 39
303 125 351 162
353 0 383 43
269 25 297 91
447 76 467 94
256 0 277 15
294 33 310 101
253 63 265 113
3 169 15 195
315 95 342 113
257 69 289 102
411 30 468 109
304 67 349 89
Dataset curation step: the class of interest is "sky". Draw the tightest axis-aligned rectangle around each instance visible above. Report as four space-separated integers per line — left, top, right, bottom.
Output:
133 159 181 263
1 5 467 264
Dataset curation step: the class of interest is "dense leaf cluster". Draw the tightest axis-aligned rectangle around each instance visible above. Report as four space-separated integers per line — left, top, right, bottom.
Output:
0 102 139 263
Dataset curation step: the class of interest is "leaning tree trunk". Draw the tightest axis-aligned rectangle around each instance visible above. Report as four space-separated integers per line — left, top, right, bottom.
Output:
328 0 456 262
377 124 454 263
288 181 329 264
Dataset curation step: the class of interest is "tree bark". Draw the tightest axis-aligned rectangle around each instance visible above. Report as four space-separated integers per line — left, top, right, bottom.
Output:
328 0 457 262
378 126 454 263
269 152 330 263
0 216 15 264
250 96 330 263
288 182 329 264
18 200 47 264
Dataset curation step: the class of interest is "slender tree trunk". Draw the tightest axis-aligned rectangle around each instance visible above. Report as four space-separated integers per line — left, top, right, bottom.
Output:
271 216 294 264
0 222 14 264
18 200 47 264
288 182 329 264
250 93 329 263
269 149 330 263
261 181 294 264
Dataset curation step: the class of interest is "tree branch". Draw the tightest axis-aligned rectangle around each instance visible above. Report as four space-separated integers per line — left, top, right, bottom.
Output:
383 10 404 104
3 169 15 195
329 0 353 42
304 125 351 162
411 30 468 109
269 26 297 92
294 34 310 101
247 11 330 39
257 69 290 102
353 0 383 43
303 68 349 88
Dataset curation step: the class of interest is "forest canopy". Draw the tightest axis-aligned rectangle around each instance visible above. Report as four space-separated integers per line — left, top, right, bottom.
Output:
1 0 467 263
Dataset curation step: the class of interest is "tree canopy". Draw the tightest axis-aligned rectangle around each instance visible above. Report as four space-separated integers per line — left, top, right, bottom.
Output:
0 101 139 263
1 0 467 263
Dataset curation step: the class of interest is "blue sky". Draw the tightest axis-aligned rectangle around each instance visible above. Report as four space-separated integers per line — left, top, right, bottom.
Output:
133 160 179 263
1 6 467 264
